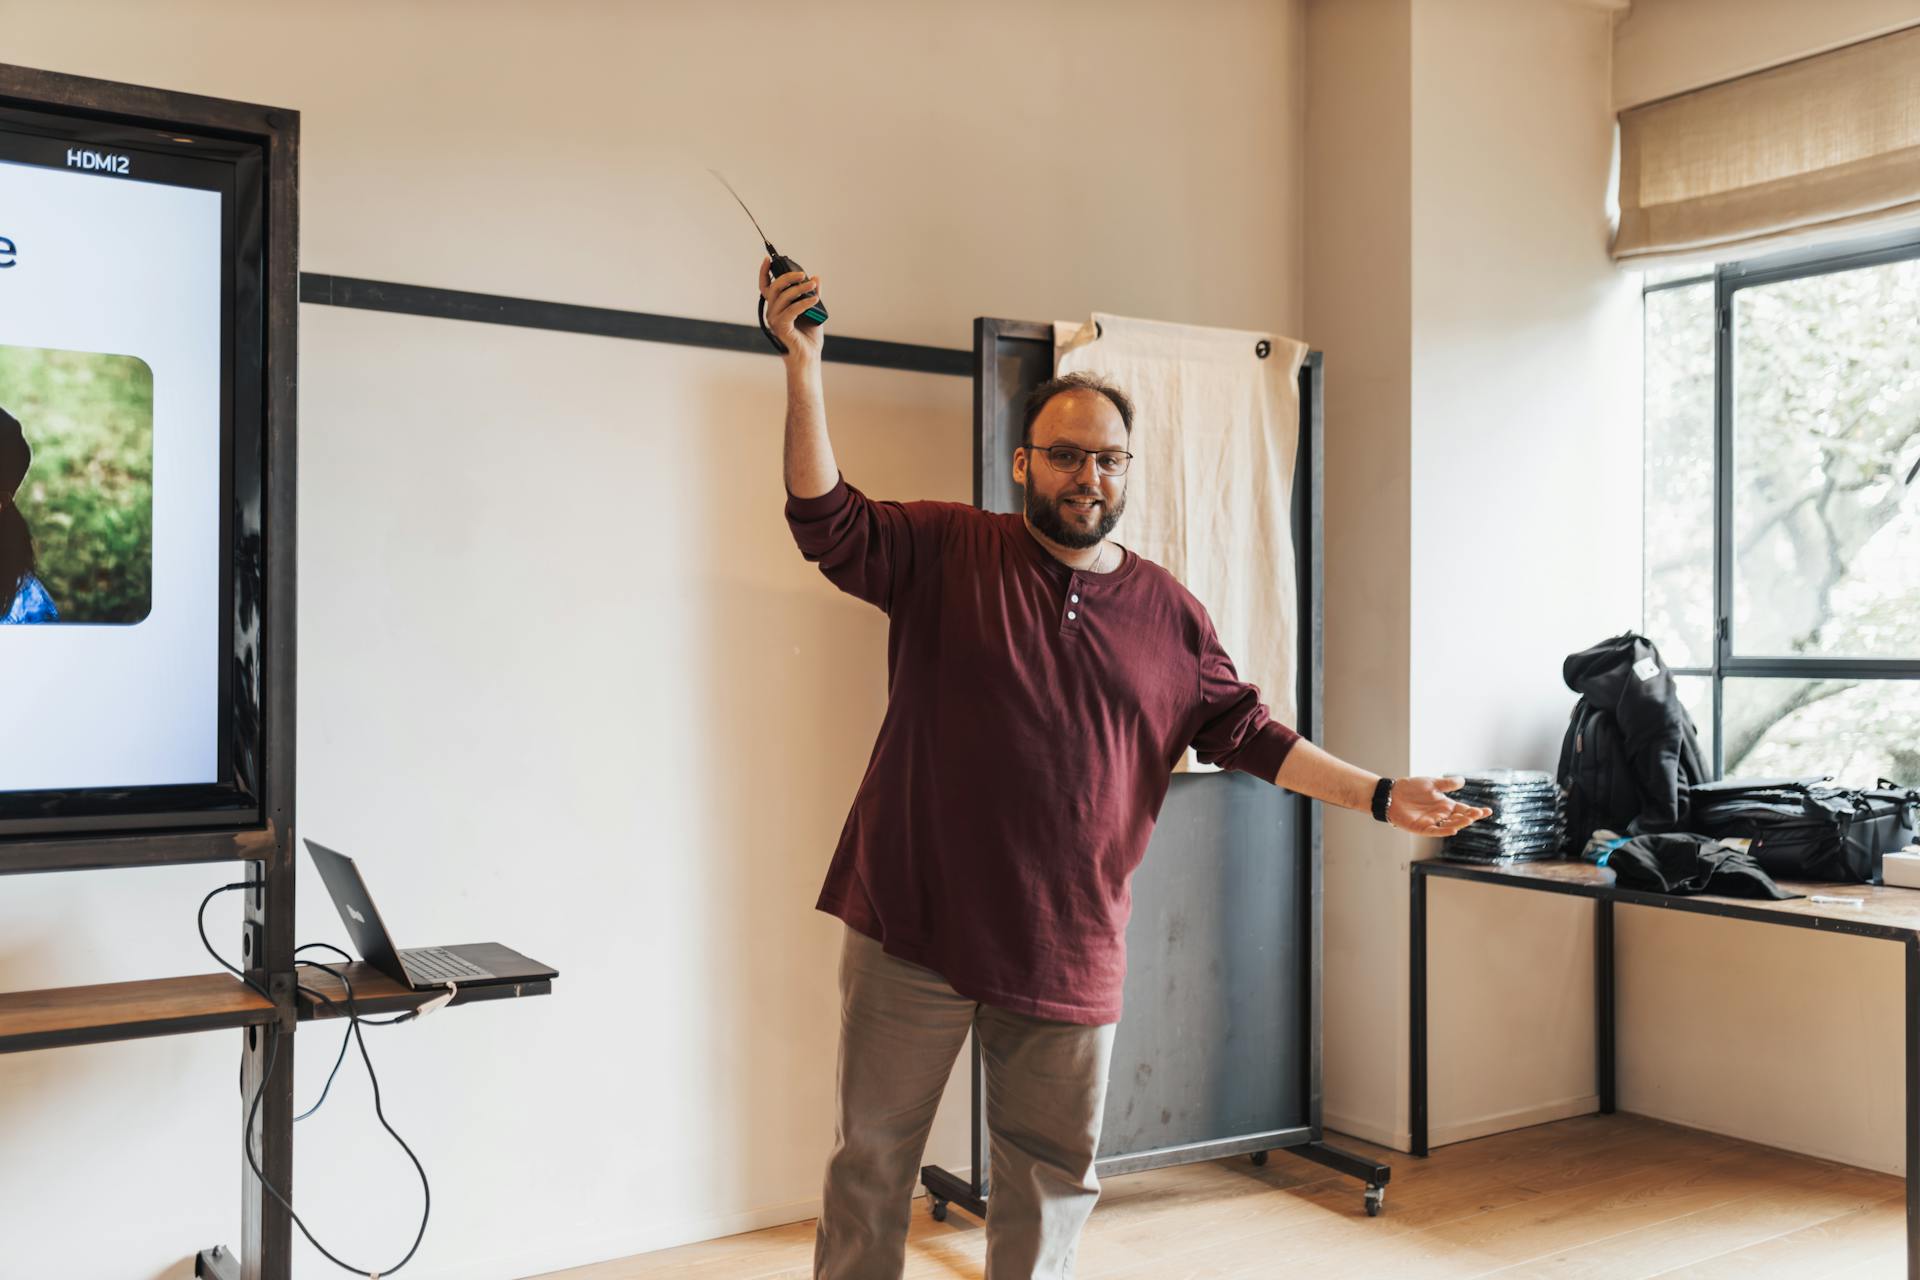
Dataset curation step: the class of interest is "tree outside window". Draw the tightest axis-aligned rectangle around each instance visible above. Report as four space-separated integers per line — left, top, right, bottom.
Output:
1643 238 1920 788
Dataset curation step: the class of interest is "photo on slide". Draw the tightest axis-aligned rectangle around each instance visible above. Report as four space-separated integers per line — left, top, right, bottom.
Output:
0 343 154 625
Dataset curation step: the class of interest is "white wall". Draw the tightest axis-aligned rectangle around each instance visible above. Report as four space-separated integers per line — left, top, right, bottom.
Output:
1304 0 1418 1149
1305 0 1638 1153
0 2 1311 1277
1409 0 1643 1148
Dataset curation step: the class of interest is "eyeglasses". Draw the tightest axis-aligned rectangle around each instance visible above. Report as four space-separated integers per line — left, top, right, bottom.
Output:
1022 441 1134 478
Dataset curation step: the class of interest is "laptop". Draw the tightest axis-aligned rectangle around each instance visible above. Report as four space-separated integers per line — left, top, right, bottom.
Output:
305 838 557 991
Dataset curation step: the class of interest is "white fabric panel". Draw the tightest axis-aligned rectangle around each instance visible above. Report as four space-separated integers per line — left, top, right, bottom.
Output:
1054 313 1305 772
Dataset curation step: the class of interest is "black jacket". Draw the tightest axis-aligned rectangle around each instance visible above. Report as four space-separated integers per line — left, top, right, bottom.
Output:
1562 632 1708 832
1584 829 1798 899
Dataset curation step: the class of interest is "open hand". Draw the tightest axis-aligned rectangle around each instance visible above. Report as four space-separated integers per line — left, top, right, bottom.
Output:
1388 777 1492 839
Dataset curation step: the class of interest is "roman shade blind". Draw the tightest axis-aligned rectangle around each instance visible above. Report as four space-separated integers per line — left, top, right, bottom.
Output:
1614 25 1920 263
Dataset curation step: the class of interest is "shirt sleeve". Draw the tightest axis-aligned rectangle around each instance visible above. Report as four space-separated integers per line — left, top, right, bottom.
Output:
784 474 953 614
1189 613 1300 780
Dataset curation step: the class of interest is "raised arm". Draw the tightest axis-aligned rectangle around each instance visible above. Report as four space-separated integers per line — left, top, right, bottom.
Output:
762 255 838 500
769 257 958 612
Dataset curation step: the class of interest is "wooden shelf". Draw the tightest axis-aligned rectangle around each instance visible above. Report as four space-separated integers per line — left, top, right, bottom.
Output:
296 950 554 1021
0 973 277 1054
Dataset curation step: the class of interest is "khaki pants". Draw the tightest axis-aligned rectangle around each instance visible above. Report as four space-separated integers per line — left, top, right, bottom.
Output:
815 926 1118 1280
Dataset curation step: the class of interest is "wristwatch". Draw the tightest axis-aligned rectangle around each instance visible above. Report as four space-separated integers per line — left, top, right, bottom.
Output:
1370 776 1395 824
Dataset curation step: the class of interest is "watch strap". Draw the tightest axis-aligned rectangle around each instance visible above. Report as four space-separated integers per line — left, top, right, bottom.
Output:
1371 776 1395 823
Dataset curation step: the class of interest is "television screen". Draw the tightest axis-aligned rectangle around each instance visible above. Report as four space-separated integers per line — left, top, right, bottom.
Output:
0 100 268 836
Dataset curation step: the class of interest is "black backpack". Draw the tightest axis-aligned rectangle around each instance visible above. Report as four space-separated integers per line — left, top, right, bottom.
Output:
1684 777 1920 884
1558 698 1637 854
1557 634 1708 853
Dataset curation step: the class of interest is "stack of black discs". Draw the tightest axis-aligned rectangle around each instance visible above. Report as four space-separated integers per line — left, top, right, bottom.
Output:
1439 770 1565 863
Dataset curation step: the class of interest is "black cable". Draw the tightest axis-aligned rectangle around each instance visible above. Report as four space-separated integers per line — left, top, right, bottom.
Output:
198 880 272 1003
203 891 401 1110
239 968 433 1277
297 943 417 1025
275 958 433 1275
201 882 294 1104
758 292 788 355
198 881 433 1276
293 943 413 1122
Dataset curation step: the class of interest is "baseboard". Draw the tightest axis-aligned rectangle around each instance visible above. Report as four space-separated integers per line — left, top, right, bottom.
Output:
1427 1095 1600 1149
1622 1104 1903 1177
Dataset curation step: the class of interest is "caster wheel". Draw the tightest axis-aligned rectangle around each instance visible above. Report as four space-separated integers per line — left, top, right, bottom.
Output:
1364 1185 1384 1217
1250 1150 1268 1167
930 1198 948 1223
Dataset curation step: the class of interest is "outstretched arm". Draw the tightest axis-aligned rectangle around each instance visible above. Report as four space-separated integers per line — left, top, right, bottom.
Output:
1275 737 1490 839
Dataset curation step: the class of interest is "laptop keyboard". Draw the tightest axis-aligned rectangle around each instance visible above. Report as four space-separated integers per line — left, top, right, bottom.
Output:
400 946 494 983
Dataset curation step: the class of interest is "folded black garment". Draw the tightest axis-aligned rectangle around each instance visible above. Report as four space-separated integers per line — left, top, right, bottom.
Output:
1582 829 1800 900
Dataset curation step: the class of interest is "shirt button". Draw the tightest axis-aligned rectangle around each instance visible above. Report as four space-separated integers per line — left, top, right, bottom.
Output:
1068 611 1078 620
1071 594 1080 603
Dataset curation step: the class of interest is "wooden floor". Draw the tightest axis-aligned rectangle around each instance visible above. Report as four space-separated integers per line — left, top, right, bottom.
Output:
530 1113 1908 1279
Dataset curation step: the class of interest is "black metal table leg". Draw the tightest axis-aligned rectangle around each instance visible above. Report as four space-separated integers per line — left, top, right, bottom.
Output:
1597 898 1615 1115
1411 865 1428 1158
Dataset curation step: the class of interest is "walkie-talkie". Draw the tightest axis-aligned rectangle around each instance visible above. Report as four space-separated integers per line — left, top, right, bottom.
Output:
711 170 828 354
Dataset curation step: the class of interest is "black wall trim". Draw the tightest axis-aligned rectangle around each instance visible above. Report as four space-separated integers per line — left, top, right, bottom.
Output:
298 273 971 378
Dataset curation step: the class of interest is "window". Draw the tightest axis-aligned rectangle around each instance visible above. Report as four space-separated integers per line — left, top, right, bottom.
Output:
1642 231 1920 787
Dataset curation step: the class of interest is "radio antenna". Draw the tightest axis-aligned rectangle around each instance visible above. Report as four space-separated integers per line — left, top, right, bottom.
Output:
709 169 776 252
710 167 827 354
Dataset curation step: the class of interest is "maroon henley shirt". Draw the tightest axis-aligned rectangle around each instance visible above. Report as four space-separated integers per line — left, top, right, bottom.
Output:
787 475 1300 1025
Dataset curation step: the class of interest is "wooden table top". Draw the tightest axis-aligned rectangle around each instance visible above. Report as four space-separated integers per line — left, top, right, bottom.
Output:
1415 856 1920 940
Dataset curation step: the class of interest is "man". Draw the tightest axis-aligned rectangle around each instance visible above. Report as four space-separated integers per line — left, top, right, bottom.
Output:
767 260 1489 1279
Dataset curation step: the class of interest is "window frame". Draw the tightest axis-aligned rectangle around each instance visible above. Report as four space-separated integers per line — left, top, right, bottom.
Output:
1643 226 1920 778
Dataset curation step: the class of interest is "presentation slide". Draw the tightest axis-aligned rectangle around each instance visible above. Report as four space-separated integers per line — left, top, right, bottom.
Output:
0 151 225 791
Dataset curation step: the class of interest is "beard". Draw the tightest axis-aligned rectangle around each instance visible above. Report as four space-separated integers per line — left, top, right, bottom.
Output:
1025 481 1127 550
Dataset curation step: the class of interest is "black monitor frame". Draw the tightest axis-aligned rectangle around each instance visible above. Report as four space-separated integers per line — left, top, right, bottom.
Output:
0 64 296 872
